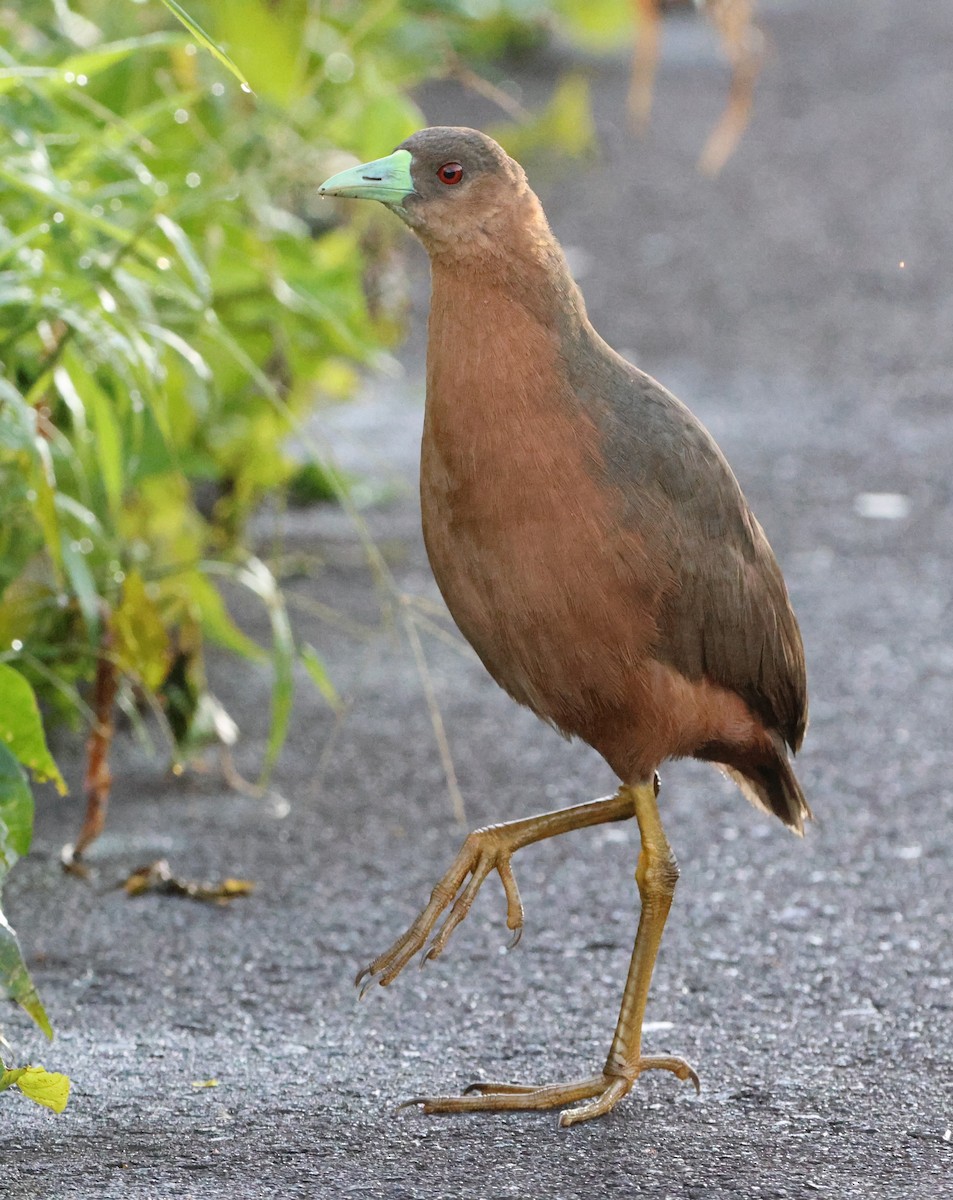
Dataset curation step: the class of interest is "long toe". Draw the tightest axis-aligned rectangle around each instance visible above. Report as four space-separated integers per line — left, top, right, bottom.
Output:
401 1075 609 1117
402 1056 699 1126
558 1076 632 1127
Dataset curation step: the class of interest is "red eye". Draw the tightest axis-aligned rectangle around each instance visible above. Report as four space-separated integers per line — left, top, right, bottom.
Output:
437 162 464 186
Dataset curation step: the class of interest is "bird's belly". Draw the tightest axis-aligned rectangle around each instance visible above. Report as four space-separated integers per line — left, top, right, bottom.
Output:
420 420 662 742
423 482 767 782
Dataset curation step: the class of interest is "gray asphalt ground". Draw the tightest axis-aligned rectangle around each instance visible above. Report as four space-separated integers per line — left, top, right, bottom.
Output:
4 1 953 1196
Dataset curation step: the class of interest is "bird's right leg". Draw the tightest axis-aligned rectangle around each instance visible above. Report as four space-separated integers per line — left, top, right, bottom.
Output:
356 790 639 995
404 779 698 1125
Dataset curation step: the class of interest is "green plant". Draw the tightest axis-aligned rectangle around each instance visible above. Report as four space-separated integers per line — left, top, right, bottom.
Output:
0 662 67 1107
0 0 629 1106
0 0 427 1094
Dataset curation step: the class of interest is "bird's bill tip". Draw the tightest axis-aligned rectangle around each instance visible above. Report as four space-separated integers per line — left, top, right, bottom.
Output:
318 148 414 203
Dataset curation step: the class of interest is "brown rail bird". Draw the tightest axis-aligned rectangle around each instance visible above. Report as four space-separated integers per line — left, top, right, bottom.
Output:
319 127 809 1127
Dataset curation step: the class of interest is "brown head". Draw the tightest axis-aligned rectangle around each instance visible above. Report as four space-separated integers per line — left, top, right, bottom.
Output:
319 126 554 263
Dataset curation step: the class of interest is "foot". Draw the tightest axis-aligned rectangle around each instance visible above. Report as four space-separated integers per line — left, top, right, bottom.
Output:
401 1057 700 1127
355 824 524 995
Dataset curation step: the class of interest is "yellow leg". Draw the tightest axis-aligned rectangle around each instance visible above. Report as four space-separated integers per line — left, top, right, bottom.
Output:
395 780 699 1126
356 790 639 994
561 778 698 1126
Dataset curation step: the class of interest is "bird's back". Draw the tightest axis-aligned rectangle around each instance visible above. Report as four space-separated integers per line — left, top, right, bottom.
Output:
565 333 808 753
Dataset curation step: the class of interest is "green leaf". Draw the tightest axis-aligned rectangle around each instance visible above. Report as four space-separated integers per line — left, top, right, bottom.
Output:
208 0 306 106
29 455 64 580
60 537 102 639
60 347 125 520
0 734 52 1036
0 34 184 96
182 572 267 663
232 558 294 782
0 909 53 1041
0 164 167 263
0 741 53 1039
300 643 342 713
491 72 596 163
155 214 212 304
1 1064 70 1113
112 570 170 692
156 0 254 93
0 664 67 794
0 1065 26 1091
86 383 125 518
557 0 635 51
142 322 212 381
0 740 34 872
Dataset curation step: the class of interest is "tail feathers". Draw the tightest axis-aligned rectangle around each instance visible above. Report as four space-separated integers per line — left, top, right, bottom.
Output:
719 737 812 835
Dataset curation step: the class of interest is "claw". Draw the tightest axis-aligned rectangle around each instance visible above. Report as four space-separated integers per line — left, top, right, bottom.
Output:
353 824 525 995
462 1079 538 1096
506 925 522 951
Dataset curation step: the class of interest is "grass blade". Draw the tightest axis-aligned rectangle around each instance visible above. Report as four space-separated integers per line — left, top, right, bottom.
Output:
156 0 254 93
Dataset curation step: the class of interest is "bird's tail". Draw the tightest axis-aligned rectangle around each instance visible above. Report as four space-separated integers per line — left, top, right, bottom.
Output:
718 736 812 835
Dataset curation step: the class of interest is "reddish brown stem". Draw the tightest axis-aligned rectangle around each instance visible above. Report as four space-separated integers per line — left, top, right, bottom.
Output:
74 635 119 859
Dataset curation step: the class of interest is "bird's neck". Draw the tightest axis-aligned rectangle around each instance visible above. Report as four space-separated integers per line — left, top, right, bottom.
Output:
426 200 592 371
423 228 602 487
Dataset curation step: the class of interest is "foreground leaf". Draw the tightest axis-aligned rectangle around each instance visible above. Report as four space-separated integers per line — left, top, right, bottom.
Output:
492 72 596 163
0 664 67 793
0 910 53 1040
0 741 34 871
300 643 342 713
206 558 294 783
112 570 171 693
0 1064 70 1113
0 743 53 1038
182 572 267 664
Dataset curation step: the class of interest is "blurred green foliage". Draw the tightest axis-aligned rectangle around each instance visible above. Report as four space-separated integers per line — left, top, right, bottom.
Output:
0 0 632 1097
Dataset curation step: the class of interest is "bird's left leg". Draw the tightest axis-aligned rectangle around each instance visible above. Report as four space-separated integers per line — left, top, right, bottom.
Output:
405 779 698 1125
356 790 638 995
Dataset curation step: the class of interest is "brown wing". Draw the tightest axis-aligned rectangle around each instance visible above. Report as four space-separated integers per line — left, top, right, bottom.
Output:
576 352 808 750
658 480 808 752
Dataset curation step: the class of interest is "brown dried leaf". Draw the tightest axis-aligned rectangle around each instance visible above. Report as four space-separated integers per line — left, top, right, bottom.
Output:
122 859 255 904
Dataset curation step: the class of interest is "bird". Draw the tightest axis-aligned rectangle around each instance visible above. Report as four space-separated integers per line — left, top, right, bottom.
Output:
319 127 809 1127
